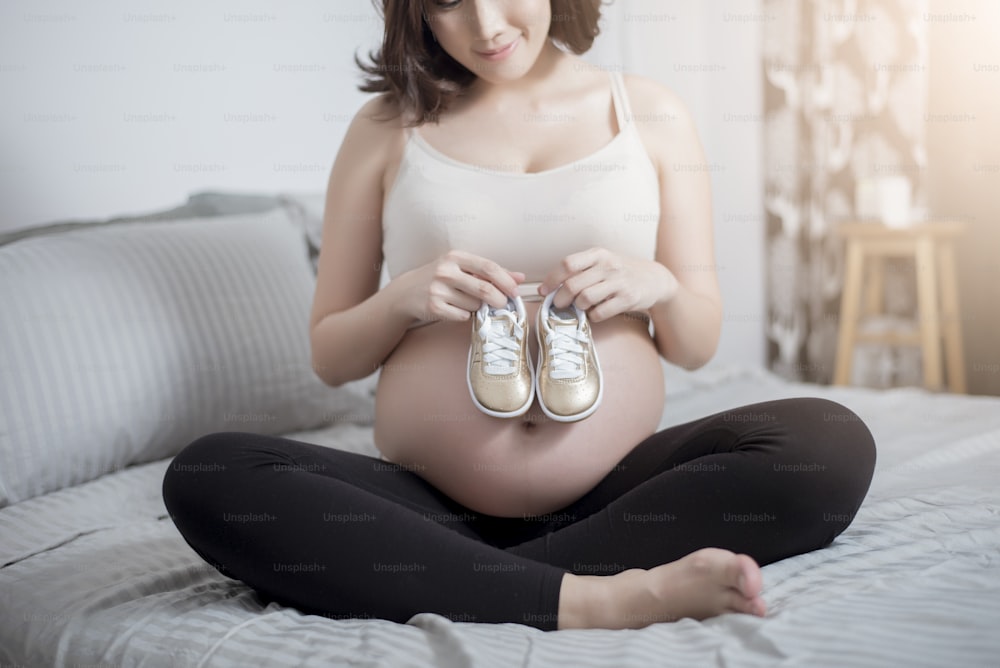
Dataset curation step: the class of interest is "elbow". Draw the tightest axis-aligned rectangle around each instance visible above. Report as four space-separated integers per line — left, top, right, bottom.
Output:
692 329 721 370
651 289 722 371
678 352 713 372
658 331 719 371
311 358 345 388
682 305 722 370
313 358 380 388
671 349 715 372
310 328 347 388
685 334 721 370
309 334 377 387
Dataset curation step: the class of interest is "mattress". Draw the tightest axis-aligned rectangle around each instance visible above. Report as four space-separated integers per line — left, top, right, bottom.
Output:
2 364 999 667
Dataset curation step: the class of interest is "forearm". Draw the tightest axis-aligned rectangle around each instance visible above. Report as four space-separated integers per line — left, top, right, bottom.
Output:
648 282 722 370
310 280 414 387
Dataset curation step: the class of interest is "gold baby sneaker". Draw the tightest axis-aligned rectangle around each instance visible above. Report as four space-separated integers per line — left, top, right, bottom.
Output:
535 290 603 422
467 296 534 418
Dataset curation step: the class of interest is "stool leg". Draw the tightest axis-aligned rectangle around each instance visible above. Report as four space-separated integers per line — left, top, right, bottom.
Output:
834 241 865 385
915 238 943 391
865 255 884 317
937 242 967 393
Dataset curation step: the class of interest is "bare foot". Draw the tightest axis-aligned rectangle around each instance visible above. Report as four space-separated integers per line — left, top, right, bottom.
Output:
558 547 766 630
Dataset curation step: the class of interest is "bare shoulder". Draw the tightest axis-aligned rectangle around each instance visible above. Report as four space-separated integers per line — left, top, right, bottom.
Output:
343 93 407 153
620 73 704 166
331 93 410 197
621 74 698 130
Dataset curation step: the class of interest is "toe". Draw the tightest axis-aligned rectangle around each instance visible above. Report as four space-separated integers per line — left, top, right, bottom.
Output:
725 589 757 615
731 554 763 598
726 591 767 617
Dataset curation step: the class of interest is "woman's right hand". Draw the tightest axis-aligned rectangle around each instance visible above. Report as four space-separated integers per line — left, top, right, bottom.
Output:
393 250 525 323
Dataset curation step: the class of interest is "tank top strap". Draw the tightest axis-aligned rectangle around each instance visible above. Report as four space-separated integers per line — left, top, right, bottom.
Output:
609 70 632 131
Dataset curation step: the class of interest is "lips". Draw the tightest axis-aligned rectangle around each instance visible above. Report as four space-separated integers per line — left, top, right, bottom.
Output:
474 37 520 61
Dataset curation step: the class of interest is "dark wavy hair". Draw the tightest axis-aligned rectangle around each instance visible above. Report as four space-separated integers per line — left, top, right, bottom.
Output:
356 0 604 125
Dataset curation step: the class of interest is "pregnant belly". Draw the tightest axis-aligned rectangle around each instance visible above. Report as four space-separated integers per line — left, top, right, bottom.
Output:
373 305 665 517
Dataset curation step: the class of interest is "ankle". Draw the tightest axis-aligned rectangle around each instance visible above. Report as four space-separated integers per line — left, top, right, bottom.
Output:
556 573 612 630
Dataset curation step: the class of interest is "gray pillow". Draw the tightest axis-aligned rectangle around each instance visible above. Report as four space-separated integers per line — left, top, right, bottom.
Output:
0 190 285 248
0 207 375 507
278 191 326 273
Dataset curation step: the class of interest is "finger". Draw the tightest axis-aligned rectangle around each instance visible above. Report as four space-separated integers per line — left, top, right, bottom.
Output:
540 248 602 296
573 278 618 312
431 261 499 310
448 291 484 314
454 271 509 309
431 303 473 322
587 294 630 323
453 254 521 302
421 296 474 323
440 252 512 307
554 265 606 309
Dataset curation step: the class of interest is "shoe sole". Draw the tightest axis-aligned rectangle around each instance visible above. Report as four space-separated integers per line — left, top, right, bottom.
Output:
534 310 604 423
466 343 535 419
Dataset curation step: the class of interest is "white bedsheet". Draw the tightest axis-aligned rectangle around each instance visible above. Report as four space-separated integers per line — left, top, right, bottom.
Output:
2 364 999 667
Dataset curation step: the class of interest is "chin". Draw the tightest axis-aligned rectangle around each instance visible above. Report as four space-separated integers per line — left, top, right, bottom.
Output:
456 38 546 84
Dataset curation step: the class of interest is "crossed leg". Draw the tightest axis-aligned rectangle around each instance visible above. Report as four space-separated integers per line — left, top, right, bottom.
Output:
162 397 876 630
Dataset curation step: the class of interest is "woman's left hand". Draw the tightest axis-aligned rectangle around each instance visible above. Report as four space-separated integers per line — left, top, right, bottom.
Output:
538 247 679 323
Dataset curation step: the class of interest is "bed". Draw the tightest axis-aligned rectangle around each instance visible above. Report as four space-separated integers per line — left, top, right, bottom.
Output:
2 193 999 667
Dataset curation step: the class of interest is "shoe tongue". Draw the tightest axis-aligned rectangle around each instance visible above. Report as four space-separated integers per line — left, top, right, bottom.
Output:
486 307 519 339
491 297 521 321
549 307 578 328
490 314 513 334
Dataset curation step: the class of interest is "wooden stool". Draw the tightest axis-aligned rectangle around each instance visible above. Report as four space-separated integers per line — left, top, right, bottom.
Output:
833 221 967 392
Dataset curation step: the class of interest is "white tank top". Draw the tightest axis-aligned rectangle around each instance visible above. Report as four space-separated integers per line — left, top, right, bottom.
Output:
381 71 660 299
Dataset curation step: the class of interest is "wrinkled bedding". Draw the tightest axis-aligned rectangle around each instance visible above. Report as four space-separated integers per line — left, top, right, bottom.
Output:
2 364 999 667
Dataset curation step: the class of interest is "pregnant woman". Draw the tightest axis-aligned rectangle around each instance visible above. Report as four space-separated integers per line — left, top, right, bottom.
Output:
163 0 876 631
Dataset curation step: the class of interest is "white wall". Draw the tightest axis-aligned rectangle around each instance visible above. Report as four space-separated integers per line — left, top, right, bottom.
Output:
0 0 765 368
0 0 383 227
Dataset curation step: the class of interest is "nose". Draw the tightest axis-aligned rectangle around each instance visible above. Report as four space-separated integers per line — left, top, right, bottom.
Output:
470 0 505 40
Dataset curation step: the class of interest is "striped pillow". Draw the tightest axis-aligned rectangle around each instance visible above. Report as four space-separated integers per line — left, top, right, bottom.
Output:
0 208 374 507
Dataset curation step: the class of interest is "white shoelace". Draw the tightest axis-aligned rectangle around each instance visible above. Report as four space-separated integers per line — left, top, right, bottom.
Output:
545 313 589 380
478 308 524 375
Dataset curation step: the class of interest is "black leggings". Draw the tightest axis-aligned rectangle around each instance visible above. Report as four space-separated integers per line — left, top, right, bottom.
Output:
162 397 876 631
